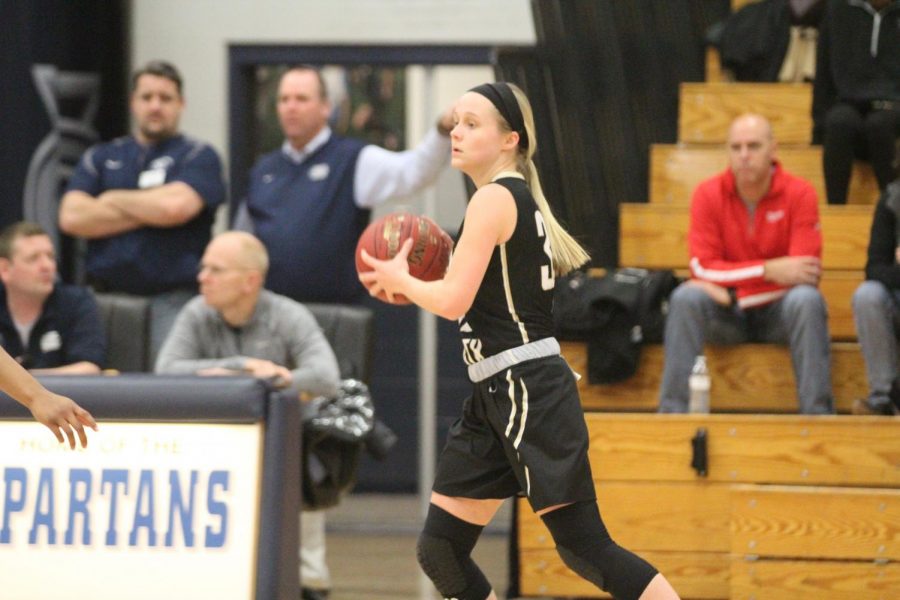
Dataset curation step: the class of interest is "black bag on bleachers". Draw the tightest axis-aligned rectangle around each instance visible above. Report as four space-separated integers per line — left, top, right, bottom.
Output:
553 270 608 341
585 271 644 384
554 268 680 384
631 268 680 344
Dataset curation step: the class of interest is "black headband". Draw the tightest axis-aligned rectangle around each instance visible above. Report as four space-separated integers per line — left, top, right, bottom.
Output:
469 82 529 150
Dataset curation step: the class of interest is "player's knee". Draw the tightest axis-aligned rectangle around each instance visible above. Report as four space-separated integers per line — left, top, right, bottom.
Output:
417 532 461 596
416 505 492 600
542 501 658 600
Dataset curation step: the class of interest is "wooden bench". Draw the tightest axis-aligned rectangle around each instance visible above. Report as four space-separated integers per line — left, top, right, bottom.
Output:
563 341 864 413
518 414 900 599
679 82 813 145
649 143 881 205
619 202 872 340
619 203 872 271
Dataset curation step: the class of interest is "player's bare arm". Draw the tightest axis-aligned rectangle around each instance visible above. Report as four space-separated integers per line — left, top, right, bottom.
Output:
0 347 97 448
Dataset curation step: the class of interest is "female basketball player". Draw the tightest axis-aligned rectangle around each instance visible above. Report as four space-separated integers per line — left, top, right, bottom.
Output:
359 82 679 600
0 345 96 448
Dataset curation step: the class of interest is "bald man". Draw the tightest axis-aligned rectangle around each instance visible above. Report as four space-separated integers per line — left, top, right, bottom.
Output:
658 114 835 414
155 231 341 599
155 230 339 394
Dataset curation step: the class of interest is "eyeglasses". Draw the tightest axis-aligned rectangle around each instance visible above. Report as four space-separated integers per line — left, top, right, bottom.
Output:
197 264 248 276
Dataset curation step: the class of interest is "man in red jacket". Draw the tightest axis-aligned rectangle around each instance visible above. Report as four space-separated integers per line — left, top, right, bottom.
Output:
658 113 835 414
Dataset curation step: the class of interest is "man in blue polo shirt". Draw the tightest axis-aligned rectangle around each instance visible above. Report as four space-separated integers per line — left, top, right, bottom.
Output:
234 65 453 305
59 60 226 362
0 222 104 373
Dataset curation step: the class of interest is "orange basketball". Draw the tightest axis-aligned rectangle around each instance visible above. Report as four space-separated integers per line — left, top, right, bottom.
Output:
355 212 454 304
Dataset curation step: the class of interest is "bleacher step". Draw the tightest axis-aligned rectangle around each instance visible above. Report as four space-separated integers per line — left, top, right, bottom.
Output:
679 82 812 144
564 341 866 413
650 143 880 205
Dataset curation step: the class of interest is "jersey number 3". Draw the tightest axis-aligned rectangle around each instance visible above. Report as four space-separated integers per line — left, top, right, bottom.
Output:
534 211 555 290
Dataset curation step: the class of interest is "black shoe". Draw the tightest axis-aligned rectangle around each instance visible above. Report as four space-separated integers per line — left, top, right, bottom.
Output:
301 588 330 600
890 376 900 413
852 398 896 416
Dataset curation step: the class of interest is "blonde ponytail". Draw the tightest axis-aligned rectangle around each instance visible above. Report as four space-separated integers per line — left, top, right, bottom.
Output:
508 85 590 276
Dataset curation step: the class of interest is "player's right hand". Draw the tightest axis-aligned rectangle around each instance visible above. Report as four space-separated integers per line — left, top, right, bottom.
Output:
29 392 97 449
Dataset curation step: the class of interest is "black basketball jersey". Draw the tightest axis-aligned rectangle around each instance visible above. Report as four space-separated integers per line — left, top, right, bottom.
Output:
458 176 556 365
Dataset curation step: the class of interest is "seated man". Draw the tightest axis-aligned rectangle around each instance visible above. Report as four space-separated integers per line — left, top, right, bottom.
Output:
155 231 340 600
658 114 834 415
813 0 900 204
851 165 900 415
0 221 104 374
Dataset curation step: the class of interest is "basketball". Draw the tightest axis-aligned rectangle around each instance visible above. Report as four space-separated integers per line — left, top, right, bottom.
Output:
355 212 454 304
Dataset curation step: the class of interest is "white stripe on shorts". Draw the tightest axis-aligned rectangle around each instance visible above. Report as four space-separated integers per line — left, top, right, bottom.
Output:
504 370 517 438
513 377 528 450
503 371 531 496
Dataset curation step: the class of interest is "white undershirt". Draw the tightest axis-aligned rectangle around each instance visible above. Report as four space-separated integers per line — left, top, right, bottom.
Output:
14 320 35 348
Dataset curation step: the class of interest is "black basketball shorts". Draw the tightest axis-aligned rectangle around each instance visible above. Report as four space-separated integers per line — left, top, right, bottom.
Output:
432 355 596 511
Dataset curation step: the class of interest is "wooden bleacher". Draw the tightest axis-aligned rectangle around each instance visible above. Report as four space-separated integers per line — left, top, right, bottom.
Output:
619 203 871 272
678 82 880 205
517 71 898 600
619 202 871 341
650 143 880 205
679 82 813 145
518 414 900 599
564 341 865 413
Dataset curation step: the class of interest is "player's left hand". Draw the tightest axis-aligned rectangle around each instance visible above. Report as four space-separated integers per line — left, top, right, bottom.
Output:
359 238 413 303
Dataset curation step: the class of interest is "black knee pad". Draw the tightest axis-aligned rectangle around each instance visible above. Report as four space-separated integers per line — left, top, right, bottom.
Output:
541 501 658 600
416 504 492 600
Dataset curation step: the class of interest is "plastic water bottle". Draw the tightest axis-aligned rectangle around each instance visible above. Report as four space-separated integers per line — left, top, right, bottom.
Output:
688 355 710 414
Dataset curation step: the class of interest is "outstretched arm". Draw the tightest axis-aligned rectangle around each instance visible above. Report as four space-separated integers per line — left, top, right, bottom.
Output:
353 109 454 208
0 347 97 448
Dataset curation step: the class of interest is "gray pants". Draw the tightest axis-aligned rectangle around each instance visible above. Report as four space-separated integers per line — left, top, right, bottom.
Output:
300 509 330 590
658 283 834 414
852 280 900 410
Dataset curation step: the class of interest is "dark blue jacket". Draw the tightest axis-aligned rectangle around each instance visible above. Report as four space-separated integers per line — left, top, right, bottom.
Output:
0 284 105 369
66 134 226 295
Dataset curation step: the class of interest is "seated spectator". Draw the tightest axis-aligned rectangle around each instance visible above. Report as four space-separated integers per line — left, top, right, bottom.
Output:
718 0 824 83
0 221 104 374
813 0 900 204
851 159 900 415
658 114 834 415
59 60 226 363
155 231 340 600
